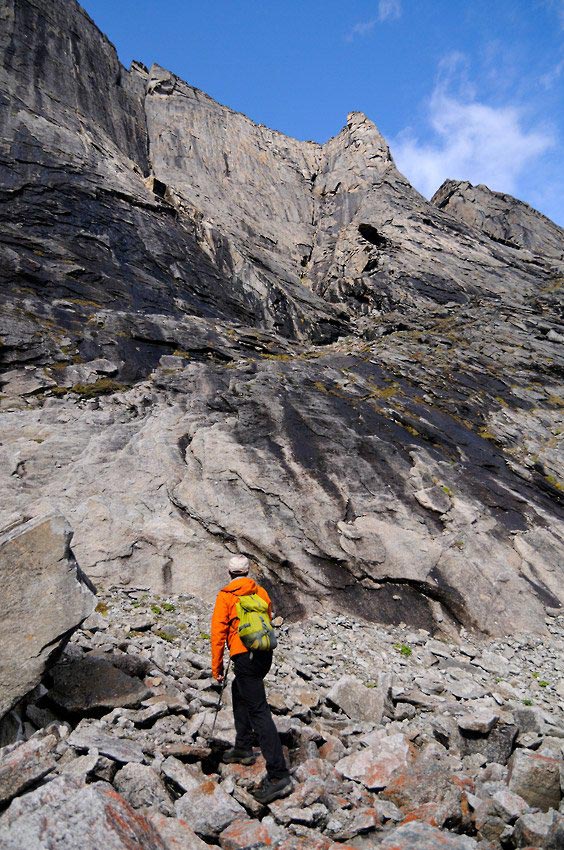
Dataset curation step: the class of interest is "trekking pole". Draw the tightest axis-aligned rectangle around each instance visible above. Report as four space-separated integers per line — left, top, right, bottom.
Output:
209 657 231 742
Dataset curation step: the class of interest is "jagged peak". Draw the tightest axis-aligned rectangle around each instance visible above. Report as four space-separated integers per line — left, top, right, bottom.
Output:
339 111 393 162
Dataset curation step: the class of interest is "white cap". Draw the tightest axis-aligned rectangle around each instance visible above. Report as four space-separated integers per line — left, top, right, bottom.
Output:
228 555 250 575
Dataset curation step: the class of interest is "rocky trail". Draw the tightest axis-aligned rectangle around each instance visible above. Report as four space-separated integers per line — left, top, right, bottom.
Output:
1 586 563 849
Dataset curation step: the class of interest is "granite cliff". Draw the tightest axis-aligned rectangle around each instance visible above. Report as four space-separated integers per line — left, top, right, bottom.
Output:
1 0 563 637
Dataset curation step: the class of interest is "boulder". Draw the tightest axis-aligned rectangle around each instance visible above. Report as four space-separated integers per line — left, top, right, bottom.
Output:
457 708 499 735
379 821 478 849
0 775 174 849
545 811 564 850
67 723 146 764
512 810 554 847
325 674 392 724
325 806 381 841
490 787 530 822
382 743 472 828
0 515 95 719
174 778 246 838
335 733 412 790
48 655 151 714
459 721 518 765
113 762 173 815
219 817 286 849
507 749 561 811
146 813 210 850
161 755 203 792
0 732 58 805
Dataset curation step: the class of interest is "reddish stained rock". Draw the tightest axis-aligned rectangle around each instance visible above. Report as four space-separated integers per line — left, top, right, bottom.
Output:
219 817 277 849
0 776 173 850
399 803 440 827
318 735 347 763
220 754 267 788
146 813 210 850
507 750 562 812
293 757 337 783
382 744 473 830
0 733 58 805
335 733 412 791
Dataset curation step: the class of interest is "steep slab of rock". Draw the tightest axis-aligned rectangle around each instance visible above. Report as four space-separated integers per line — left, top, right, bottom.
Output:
432 180 564 266
0 514 95 719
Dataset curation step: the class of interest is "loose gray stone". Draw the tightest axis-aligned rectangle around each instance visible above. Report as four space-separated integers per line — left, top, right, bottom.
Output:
457 708 499 734
161 756 203 792
512 810 554 847
379 821 478 849
491 787 530 823
67 725 145 764
114 762 173 815
326 674 392 724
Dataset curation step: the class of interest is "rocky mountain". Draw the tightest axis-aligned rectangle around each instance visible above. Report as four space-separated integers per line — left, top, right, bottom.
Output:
1 0 563 639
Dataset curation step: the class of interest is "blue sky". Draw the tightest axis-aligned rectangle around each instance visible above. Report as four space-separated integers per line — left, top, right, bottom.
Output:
81 0 564 225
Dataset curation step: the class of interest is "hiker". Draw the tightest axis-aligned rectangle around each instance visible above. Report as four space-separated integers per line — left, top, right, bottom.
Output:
210 554 291 804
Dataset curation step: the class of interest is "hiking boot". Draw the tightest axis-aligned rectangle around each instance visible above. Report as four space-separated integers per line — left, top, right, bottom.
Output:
222 747 256 765
252 775 292 804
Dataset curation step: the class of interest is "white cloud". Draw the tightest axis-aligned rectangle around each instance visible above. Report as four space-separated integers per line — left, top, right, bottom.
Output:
347 19 377 40
378 0 402 22
391 84 555 199
347 0 401 41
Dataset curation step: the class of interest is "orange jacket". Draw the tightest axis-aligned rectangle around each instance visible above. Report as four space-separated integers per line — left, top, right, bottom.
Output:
210 577 272 678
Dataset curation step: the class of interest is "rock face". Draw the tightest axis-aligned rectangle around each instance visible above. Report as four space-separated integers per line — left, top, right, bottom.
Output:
0 0 563 635
432 179 564 264
0 514 95 719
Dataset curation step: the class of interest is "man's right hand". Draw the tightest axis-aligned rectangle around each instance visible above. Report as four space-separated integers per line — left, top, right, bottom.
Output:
215 672 224 684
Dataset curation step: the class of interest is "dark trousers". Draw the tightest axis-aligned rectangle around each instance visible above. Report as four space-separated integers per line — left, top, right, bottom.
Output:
231 650 288 781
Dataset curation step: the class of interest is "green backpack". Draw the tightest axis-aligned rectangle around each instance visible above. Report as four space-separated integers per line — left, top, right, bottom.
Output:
235 594 278 651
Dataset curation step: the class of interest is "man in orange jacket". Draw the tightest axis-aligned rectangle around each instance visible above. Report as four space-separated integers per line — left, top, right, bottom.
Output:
211 554 291 804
